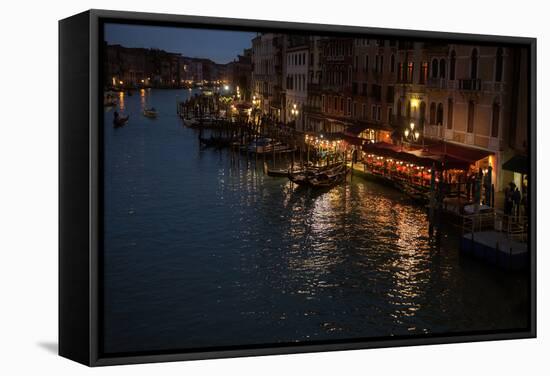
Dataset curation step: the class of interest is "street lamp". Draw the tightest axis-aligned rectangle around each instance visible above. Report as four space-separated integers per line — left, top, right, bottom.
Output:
290 103 299 118
403 121 420 143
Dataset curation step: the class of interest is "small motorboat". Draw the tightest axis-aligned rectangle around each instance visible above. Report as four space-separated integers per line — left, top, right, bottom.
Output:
113 112 129 127
143 107 158 118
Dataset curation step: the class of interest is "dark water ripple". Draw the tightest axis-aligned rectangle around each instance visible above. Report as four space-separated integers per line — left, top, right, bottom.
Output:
102 89 529 353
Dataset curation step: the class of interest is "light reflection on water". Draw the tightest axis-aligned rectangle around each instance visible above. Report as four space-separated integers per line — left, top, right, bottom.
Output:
102 89 529 354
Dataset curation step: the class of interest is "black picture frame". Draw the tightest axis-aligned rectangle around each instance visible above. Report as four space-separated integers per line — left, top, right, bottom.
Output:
59 9 537 367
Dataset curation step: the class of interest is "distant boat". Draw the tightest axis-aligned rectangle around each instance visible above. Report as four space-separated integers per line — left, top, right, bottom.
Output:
113 112 129 127
143 107 158 118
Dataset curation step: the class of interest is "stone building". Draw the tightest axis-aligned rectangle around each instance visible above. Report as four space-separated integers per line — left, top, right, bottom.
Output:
283 36 309 130
393 41 528 191
316 37 354 134
252 33 284 121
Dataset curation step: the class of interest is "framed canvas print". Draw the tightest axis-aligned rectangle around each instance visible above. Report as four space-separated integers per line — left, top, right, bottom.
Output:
59 9 536 366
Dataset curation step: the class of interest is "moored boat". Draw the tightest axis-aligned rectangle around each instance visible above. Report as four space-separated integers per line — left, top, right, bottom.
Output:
288 163 348 188
113 112 129 127
143 107 158 118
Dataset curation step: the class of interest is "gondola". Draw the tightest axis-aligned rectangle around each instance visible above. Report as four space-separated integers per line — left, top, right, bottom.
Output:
113 113 129 127
288 163 348 188
308 165 348 188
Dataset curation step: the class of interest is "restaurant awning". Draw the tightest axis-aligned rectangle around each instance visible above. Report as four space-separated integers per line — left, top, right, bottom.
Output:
344 124 370 136
362 142 474 170
502 155 528 174
424 141 493 164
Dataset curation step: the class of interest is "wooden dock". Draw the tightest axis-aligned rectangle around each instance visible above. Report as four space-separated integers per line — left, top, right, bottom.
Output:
460 230 528 270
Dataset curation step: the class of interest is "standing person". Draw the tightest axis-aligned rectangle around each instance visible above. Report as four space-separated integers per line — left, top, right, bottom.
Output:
513 187 522 217
505 182 515 215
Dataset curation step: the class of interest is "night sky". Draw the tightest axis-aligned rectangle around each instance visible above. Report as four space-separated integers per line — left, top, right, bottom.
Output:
104 23 257 64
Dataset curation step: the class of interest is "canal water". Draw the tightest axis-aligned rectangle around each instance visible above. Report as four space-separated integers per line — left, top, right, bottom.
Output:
102 89 529 354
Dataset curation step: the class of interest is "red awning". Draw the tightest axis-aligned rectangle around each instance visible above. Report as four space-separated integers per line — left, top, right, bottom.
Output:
362 142 473 170
425 141 493 164
344 124 370 136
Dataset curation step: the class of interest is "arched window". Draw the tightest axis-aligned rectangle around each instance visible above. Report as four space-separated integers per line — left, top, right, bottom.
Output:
447 98 454 130
432 59 439 78
471 48 478 79
390 54 395 73
450 50 456 80
495 48 503 82
439 59 446 78
419 102 426 126
491 100 500 137
429 102 436 125
436 103 444 125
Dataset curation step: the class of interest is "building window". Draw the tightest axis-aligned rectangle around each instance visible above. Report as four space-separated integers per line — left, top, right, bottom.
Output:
439 59 446 78
347 98 352 115
431 59 439 78
362 103 367 118
491 100 500 137
398 63 404 81
380 56 384 74
471 48 478 79
386 86 394 103
495 48 503 82
390 54 395 73
450 50 456 80
467 100 475 133
362 83 368 95
407 62 414 82
364 55 369 72
447 98 453 130
353 102 357 117
371 105 376 120
340 97 345 112
354 55 358 71
429 102 436 125
388 107 393 124
420 62 428 83
436 103 444 125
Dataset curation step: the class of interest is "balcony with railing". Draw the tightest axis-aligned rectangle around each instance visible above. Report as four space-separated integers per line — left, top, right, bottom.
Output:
427 77 448 89
307 83 322 92
459 78 482 91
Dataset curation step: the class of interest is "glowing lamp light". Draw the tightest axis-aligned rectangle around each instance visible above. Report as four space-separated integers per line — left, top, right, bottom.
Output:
414 131 420 140
404 128 410 138
410 122 415 131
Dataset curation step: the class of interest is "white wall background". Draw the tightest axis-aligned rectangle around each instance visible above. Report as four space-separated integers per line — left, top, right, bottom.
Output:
0 0 546 374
